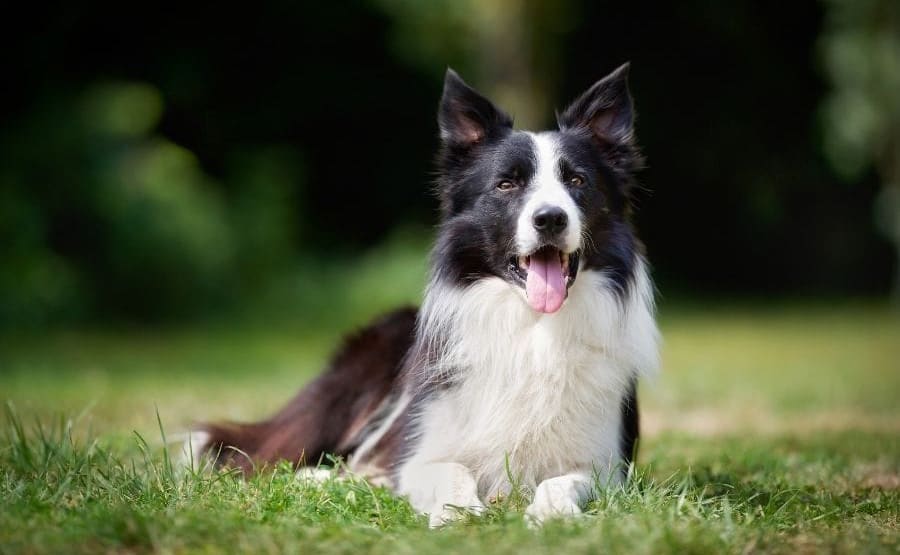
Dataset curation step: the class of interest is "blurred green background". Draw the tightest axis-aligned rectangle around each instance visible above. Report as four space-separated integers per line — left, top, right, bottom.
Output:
1 0 898 329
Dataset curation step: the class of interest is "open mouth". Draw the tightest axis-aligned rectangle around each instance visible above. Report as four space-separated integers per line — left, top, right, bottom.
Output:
508 246 580 314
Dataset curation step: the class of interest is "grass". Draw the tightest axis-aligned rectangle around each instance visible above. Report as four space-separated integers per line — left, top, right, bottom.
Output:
1 301 898 553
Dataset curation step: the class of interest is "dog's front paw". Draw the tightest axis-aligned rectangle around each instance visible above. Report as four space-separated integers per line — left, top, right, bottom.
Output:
426 463 486 528
427 495 486 528
525 477 585 526
399 461 487 528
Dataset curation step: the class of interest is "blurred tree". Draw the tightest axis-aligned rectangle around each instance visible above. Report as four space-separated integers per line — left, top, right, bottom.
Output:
820 0 900 297
375 0 574 127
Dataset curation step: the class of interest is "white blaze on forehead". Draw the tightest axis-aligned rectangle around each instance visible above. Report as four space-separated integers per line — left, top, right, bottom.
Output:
516 132 582 254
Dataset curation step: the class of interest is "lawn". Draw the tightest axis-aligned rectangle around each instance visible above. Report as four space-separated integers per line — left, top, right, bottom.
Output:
1 301 898 554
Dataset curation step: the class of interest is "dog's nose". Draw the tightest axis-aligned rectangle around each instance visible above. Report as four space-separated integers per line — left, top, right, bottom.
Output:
532 206 568 235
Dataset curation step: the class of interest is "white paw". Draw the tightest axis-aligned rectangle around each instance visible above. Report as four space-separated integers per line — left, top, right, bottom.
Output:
428 495 486 528
399 461 487 527
525 479 584 526
426 463 486 528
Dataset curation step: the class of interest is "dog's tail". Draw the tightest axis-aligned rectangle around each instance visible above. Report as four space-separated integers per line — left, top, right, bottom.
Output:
187 308 418 475
183 422 266 473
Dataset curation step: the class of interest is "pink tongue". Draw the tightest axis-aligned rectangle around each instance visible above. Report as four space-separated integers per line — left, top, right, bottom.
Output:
525 250 567 314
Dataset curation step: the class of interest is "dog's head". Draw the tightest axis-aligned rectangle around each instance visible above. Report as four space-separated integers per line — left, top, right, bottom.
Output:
433 64 644 314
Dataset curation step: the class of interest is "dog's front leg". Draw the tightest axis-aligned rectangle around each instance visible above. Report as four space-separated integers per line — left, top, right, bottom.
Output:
525 472 593 525
400 462 486 528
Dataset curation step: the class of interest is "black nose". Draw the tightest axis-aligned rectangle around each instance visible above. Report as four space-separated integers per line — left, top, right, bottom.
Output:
532 206 568 235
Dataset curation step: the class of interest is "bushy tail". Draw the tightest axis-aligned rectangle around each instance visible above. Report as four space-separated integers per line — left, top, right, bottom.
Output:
190 422 268 473
191 308 418 475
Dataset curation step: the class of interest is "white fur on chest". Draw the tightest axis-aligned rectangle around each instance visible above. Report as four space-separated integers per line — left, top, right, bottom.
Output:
399 263 658 498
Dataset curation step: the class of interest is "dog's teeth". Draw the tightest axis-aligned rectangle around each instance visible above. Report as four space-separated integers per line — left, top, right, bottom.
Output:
519 256 528 270
561 252 569 270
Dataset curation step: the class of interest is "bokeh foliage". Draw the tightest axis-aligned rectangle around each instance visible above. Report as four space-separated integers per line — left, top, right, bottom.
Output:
0 83 296 323
819 0 900 295
0 0 895 326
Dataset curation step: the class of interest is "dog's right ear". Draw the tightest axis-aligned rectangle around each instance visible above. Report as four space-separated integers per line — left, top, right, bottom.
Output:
439 69 513 148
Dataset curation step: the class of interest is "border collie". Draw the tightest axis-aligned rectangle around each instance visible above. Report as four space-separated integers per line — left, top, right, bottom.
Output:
189 63 659 526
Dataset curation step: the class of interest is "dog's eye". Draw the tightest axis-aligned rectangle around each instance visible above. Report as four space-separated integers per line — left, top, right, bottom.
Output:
497 180 517 191
569 175 585 187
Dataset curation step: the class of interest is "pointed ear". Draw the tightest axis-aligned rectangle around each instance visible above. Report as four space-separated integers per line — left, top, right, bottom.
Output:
439 68 512 147
557 63 635 149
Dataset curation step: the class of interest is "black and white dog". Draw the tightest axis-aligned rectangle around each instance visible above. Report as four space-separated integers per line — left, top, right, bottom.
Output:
189 64 659 526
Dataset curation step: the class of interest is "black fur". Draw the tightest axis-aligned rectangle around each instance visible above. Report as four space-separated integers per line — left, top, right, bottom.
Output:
619 379 640 474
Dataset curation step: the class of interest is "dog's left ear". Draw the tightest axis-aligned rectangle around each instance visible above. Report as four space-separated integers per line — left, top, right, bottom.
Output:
557 63 636 156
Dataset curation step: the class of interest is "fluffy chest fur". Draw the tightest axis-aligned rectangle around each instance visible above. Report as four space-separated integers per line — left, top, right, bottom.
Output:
400 262 658 497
